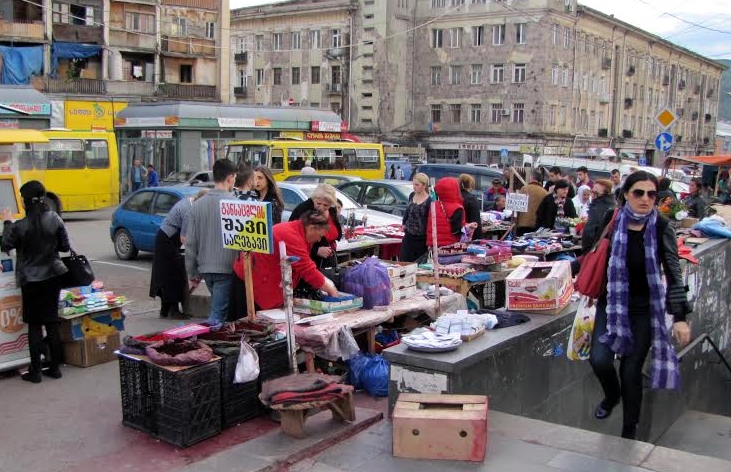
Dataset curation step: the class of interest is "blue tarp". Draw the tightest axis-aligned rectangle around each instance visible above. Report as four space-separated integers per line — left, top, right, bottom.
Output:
51 42 101 75
0 46 44 85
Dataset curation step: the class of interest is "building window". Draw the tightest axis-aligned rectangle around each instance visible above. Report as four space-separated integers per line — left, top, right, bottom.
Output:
549 105 556 126
432 29 443 48
492 24 505 45
452 0 465 5
237 70 247 88
491 103 503 123
125 12 154 34
179 65 192 83
431 66 441 86
430 104 442 123
255 35 264 51
172 17 187 37
472 26 484 46
562 67 569 87
273 33 282 50
450 65 461 85
564 27 571 48
449 27 461 48
552 24 558 45
256 69 265 85
491 64 504 83
53 2 96 25
591 75 597 93
273 68 282 85
513 64 526 83
331 29 342 48
331 65 341 85
582 73 588 91
311 66 321 84
205 22 215 39
551 67 559 86
310 30 320 49
470 104 481 123
513 103 524 123
431 0 446 7
471 64 482 84
292 67 300 85
235 36 245 53
561 106 567 126
292 31 301 49
451 104 462 123
516 23 527 44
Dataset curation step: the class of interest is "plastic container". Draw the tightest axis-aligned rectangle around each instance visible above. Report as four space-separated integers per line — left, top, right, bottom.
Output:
218 348 262 429
118 355 152 433
255 338 290 382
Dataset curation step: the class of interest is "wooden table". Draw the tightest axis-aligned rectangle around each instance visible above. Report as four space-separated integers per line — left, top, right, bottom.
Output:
416 271 511 297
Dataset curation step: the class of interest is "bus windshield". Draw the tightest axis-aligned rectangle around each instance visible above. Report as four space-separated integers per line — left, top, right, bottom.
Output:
227 144 285 171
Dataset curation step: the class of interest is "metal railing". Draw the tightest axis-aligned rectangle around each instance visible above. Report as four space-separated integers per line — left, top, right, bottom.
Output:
0 20 44 40
35 77 106 95
156 83 217 100
677 333 731 378
106 80 155 96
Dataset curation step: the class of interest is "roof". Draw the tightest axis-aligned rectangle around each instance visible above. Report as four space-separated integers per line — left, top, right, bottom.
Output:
671 155 731 167
116 102 342 123
0 86 51 116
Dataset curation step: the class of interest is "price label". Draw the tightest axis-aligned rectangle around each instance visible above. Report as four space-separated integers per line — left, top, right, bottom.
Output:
505 192 529 213
220 200 274 254
0 294 23 334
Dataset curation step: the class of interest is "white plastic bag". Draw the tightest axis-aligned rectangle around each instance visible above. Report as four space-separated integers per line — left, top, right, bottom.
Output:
234 340 260 383
566 296 596 361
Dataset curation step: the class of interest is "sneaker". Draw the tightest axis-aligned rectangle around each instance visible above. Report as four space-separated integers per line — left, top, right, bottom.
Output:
594 398 619 420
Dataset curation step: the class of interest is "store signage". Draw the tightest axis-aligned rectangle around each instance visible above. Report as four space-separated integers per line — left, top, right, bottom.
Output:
218 117 272 128
0 294 23 334
115 117 174 127
65 100 127 131
459 143 492 151
279 131 304 139
220 200 273 254
306 131 341 141
142 130 173 139
0 120 19 129
505 193 529 213
0 102 51 115
311 121 342 132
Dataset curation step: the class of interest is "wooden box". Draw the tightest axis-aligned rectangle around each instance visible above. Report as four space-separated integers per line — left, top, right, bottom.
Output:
393 393 488 462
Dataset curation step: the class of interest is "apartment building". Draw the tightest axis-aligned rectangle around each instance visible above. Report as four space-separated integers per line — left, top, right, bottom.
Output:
0 0 230 129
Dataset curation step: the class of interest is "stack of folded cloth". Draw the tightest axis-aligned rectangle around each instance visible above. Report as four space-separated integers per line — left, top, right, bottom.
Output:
260 373 351 407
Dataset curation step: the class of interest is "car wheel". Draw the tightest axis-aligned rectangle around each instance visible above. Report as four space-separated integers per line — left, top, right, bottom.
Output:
113 229 139 260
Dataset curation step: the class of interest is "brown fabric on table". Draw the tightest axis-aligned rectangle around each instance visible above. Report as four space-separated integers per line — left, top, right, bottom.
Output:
270 383 348 406
260 373 341 403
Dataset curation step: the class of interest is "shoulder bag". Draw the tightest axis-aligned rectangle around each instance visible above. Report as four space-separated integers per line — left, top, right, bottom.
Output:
575 209 618 299
60 250 95 288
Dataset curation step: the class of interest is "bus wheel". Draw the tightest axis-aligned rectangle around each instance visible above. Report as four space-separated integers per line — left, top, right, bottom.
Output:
113 229 139 260
47 197 61 215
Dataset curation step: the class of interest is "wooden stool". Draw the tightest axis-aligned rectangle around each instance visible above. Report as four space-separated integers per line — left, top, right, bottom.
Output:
268 388 356 438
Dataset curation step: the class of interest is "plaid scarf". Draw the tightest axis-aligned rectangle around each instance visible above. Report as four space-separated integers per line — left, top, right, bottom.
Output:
602 204 680 389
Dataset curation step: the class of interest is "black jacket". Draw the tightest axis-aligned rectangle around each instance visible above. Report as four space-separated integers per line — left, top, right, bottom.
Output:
683 193 706 219
2 211 71 286
289 199 342 266
460 190 482 240
259 189 283 224
581 195 616 253
535 193 577 229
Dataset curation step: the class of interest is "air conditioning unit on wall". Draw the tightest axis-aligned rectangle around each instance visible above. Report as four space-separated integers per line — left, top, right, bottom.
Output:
501 109 510 116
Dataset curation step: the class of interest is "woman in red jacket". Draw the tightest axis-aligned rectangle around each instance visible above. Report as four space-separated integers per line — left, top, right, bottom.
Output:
426 177 474 249
249 210 340 310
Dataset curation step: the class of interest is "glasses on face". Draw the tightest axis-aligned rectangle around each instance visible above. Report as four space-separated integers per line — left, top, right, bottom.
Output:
630 189 657 199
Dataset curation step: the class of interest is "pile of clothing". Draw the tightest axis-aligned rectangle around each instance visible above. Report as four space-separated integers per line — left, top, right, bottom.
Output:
260 373 350 407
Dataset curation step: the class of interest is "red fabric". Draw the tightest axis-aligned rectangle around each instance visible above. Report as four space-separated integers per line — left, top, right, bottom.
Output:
676 237 699 264
270 384 347 405
251 221 325 309
233 252 244 280
487 187 507 197
426 177 465 248
325 216 339 249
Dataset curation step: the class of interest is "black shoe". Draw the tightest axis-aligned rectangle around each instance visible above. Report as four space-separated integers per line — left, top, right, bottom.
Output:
43 367 63 379
621 424 637 440
594 398 618 420
159 308 168 318
21 371 42 383
168 307 191 320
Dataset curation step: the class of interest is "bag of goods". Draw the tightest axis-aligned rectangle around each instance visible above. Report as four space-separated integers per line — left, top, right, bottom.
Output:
342 257 391 309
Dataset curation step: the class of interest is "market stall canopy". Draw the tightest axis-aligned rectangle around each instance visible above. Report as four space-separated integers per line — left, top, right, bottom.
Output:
587 147 617 158
671 155 731 167
0 129 49 144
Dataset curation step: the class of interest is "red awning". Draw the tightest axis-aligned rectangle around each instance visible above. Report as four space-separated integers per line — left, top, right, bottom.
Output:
671 155 731 167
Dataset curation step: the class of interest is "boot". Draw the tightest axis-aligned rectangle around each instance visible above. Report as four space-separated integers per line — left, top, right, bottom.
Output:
160 302 170 318
43 365 63 379
168 304 190 320
21 370 42 383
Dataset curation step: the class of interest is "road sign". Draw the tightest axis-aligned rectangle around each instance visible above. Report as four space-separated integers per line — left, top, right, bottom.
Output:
288 97 295 106
654 132 674 152
500 148 509 158
639 156 647 166
654 108 677 129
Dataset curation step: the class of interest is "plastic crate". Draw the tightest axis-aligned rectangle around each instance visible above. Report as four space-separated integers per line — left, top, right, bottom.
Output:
148 360 221 448
218 349 262 429
469 280 506 310
118 355 152 433
254 338 290 382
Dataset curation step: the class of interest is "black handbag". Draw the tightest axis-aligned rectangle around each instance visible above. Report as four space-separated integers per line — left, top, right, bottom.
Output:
319 254 344 290
60 250 95 288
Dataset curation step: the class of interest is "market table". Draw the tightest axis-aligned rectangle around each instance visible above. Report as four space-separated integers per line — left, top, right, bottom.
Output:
335 237 402 262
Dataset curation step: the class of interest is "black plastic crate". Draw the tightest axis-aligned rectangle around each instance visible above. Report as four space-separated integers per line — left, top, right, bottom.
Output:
469 280 506 309
219 350 262 429
255 338 290 381
118 355 152 433
148 360 221 448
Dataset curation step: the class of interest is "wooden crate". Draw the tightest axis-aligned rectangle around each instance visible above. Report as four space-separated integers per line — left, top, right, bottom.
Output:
393 393 488 462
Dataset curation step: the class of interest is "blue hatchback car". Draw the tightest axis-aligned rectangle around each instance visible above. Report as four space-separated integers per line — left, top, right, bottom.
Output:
110 186 202 260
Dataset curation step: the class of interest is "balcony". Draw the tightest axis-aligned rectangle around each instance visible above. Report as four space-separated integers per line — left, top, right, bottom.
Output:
156 83 217 101
109 30 157 50
161 36 215 57
234 52 247 63
33 76 106 95
325 83 342 94
233 86 247 97
52 23 103 44
0 20 45 41
598 93 610 104
106 80 155 96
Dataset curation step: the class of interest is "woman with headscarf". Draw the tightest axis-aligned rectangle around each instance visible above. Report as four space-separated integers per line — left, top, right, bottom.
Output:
400 172 432 262
1 181 71 383
583 171 691 439
572 185 592 219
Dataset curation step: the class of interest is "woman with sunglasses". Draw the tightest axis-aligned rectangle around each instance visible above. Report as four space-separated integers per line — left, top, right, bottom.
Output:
580 178 615 254
585 171 691 440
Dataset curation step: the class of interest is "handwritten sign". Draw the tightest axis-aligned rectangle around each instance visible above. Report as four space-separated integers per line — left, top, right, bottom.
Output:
505 192 529 213
220 200 274 254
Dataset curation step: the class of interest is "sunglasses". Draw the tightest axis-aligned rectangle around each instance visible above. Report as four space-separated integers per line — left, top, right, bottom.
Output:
630 189 657 199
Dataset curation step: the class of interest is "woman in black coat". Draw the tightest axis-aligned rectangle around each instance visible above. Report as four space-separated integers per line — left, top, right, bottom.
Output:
581 178 617 254
535 179 577 230
459 174 482 240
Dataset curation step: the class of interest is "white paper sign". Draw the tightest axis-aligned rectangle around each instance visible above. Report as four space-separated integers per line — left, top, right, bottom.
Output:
505 192 529 212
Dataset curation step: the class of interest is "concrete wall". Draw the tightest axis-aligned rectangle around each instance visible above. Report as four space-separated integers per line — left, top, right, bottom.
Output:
385 239 731 443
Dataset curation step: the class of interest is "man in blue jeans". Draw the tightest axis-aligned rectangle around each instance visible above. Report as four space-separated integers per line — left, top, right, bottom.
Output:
184 159 238 325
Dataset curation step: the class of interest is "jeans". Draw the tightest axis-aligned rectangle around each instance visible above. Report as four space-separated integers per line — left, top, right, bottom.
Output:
132 181 143 191
202 273 232 325
589 298 652 427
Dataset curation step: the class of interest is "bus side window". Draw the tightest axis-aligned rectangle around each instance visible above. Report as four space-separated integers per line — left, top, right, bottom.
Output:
86 140 110 169
271 149 284 170
288 149 304 170
342 149 356 169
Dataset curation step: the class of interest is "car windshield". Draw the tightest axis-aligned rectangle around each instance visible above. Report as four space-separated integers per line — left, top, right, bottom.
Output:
163 171 193 182
390 183 413 200
300 187 360 210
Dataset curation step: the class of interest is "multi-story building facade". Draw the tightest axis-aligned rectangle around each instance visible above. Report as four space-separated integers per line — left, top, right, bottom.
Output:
0 0 230 127
231 0 725 165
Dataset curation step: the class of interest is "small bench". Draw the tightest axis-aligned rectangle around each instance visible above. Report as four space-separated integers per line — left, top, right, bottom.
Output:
268 386 356 438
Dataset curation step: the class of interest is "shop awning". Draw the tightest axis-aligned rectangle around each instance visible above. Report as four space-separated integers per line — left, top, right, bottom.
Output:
0 86 51 116
0 129 49 144
587 147 617 158
671 155 731 167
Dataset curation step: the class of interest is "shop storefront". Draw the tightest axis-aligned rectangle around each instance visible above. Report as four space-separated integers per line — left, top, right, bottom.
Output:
0 86 52 130
114 103 344 192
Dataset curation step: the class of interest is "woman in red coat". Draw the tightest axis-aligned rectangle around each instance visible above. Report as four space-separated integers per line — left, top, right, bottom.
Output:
426 177 473 248
250 210 339 310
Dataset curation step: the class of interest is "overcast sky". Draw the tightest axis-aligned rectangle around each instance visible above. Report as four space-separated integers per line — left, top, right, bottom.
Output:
229 0 730 60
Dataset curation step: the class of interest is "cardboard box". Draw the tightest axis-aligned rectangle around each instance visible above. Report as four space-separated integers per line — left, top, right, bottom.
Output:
390 273 416 290
378 260 417 280
505 261 573 313
63 332 121 367
393 393 488 462
293 294 363 315
58 308 125 342
391 285 417 302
